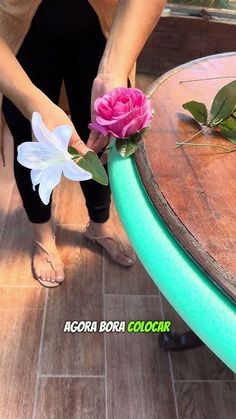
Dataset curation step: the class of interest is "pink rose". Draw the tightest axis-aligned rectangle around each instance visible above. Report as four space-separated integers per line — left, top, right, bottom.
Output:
89 87 153 139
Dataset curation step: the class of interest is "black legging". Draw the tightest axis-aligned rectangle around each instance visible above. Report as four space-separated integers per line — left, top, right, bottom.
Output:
2 0 111 223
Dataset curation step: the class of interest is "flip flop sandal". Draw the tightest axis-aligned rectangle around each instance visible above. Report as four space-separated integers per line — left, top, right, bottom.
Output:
83 225 136 267
33 238 63 288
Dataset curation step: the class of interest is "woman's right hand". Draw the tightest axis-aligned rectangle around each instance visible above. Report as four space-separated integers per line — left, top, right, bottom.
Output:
0 38 87 156
0 37 89 155
26 88 91 156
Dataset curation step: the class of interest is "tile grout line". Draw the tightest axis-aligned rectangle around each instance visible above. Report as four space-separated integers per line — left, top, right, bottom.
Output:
174 379 236 383
103 252 108 419
0 285 45 288
159 295 180 419
32 289 49 419
104 293 161 297
39 374 105 378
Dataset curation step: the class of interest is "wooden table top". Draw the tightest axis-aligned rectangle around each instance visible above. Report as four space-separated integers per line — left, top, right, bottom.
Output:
135 52 236 302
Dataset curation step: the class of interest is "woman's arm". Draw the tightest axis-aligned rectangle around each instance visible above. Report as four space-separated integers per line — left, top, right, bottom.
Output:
0 37 40 118
87 0 166 154
0 37 89 154
99 0 166 79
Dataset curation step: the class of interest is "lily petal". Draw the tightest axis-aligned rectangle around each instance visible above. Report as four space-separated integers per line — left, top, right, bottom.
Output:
38 166 62 205
53 125 73 151
63 160 92 181
30 168 44 189
17 142 55 169
31 112 54 145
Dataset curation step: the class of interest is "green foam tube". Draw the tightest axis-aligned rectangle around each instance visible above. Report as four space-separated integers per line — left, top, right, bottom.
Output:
108 141 236 372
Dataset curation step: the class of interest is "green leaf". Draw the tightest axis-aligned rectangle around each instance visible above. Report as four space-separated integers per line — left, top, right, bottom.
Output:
218 116 236 144
210 80 236 125
68 145 80 156
115 133 142 158
182 101 208 125
77 151 108 185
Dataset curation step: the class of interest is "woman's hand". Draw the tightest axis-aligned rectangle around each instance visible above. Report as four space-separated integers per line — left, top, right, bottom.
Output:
87 72 128 159
27 88 91 156
0 38 90 156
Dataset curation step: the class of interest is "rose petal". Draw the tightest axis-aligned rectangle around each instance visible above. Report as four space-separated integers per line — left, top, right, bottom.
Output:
88 121 109 136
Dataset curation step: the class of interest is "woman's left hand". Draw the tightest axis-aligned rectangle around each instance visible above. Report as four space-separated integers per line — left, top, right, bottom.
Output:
87 72 128 163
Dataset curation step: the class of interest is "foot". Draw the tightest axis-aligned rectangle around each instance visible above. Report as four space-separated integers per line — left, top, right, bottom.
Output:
32 236 65 287
84 220 136 267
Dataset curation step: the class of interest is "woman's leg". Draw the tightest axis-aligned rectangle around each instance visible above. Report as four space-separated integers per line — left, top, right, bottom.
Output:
63 2 135 265
2 1 66 283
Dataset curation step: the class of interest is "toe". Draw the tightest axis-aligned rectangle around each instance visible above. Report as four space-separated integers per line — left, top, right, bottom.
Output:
55 266 65 283
47 270 56 283
122 254 135 266
34 268 41 280
121 244 136 264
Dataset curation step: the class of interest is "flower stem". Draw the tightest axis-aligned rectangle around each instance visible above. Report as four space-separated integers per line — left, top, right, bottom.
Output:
175 142 236 153
71 154 81 159
179 76 236 84
176 126 208 149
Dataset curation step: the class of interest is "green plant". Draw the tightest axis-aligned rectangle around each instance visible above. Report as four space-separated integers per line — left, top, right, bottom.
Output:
177 80 236 152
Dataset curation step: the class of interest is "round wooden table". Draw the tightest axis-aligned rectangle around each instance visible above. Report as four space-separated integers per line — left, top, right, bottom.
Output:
108 53 236 372
136 52 236 303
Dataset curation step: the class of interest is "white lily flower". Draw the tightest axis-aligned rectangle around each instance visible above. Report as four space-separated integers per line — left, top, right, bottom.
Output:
17 112 92 205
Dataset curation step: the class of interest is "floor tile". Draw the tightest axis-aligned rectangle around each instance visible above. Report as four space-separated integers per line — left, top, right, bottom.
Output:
53 177 88 225
0 185 39 287
35 377 105 419
175 382 236 419
40 226 104 375
105 295 177 419
104 202 159 296
0 288 45 419
161 296 234 380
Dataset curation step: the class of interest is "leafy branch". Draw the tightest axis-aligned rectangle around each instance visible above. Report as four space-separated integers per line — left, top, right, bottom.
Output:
178 80 236 151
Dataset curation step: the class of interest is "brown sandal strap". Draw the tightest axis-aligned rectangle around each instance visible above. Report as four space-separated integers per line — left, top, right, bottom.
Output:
84 231 125 253
34 237 57 272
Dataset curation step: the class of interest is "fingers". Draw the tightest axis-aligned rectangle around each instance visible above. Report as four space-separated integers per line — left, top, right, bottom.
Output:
87 129 109 153
69 127 109 157
100 150 108 165
69 130 91 156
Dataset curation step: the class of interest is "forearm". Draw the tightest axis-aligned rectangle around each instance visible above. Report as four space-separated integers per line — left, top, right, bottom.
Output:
98 0 166 78
0 37 49 118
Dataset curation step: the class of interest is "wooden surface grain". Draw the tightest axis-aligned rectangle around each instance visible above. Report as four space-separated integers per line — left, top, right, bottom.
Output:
35 378 105 419
175 382 236 419
135 53 236 302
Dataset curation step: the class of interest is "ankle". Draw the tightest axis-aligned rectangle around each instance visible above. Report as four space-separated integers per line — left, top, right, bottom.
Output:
32 221 55 243
88 219 110 230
